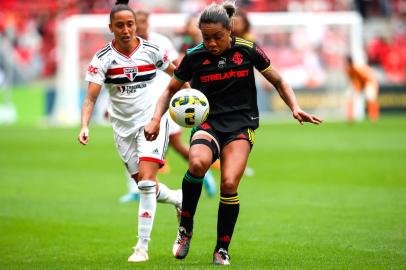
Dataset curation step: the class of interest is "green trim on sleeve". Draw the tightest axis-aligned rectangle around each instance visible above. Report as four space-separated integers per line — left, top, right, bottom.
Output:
186 43 204 54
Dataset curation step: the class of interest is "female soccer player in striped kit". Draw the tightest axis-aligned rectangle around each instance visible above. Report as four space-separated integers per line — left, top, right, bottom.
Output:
144 0 322 265
78 4 186 263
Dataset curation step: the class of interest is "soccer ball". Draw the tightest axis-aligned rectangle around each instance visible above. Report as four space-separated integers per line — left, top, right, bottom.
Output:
169 88 209 128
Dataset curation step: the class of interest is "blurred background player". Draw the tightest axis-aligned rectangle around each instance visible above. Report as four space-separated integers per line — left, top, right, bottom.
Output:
119 9 216 203
231 10 255 42
178 14 202 60
345 56 380 122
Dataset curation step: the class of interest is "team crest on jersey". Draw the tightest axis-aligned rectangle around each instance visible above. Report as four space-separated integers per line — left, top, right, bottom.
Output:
232 52 243 65
218 57 227 68
124 67 138 81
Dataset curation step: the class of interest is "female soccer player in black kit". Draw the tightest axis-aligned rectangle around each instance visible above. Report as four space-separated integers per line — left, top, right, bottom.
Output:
145 0 322 265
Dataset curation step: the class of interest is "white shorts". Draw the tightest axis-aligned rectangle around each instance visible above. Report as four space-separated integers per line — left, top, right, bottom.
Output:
168 115 182 136
114 116 170 175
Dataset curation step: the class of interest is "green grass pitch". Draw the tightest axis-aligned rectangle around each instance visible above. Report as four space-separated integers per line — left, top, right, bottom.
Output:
1 117 405 269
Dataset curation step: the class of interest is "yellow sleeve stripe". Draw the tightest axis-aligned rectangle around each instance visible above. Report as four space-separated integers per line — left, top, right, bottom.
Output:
260 64 272 73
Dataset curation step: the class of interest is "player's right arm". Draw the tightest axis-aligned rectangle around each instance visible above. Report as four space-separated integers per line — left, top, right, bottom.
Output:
144 77 184 141
78 82 102 145
79 52 106 145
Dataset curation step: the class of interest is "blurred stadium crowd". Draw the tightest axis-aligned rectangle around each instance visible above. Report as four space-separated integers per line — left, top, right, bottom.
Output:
0 0 405 87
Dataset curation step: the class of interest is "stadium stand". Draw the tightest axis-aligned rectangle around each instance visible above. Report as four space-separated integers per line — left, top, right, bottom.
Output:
0 0 404 85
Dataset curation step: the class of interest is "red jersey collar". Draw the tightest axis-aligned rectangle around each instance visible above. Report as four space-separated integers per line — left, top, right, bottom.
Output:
112 37 141 58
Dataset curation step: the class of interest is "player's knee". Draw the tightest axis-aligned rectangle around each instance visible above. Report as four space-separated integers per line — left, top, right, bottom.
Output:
189 158 210 177
138 170 157 181
220 178 238 193
138 180 156 194
131 173 139 181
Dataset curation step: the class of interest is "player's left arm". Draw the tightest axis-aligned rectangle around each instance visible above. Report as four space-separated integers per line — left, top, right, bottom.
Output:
262 68 323 125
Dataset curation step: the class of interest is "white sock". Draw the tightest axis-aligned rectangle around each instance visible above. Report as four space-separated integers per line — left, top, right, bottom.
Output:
156 182 182 207
136 180 156 250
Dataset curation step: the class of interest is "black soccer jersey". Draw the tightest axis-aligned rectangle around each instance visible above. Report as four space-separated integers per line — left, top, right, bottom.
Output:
174 36 272 132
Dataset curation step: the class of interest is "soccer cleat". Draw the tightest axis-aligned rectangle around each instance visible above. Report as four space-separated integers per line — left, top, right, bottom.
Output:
172 227 192 259
203 170 217 197
128 247 149 262
213 248 231 265
174 189 182 224
119 192 140 203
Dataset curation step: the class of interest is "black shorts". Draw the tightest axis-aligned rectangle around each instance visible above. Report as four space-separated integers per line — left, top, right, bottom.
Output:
190 122 255 160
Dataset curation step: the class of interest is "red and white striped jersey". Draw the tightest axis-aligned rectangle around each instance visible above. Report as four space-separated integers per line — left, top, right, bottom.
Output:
85 37 170 136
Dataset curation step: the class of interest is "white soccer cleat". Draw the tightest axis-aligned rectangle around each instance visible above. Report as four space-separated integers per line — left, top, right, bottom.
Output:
128 247 149 262
213 248 231 265
173 227 192 259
